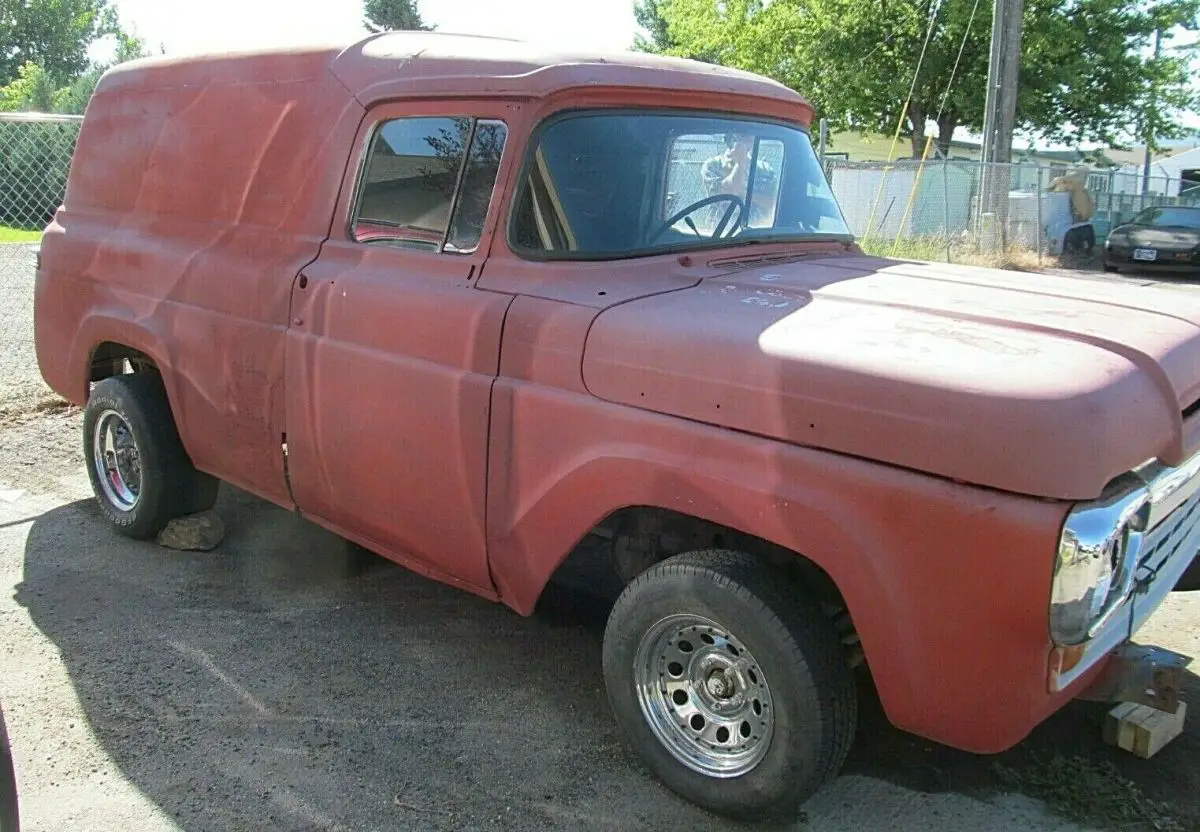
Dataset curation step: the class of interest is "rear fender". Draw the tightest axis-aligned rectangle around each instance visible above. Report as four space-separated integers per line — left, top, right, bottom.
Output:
68 312 192 448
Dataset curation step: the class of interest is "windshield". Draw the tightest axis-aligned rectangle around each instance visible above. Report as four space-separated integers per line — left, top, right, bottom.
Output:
1131 206 1200 229
509 111 852 259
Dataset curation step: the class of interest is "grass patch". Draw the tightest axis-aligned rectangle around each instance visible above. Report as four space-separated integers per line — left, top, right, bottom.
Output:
861 234 955 262
859 233 1059 272
0 226 42 243
994 753 1183 831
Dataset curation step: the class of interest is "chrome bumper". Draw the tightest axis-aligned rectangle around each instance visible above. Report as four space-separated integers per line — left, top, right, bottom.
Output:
1050 453 1200 693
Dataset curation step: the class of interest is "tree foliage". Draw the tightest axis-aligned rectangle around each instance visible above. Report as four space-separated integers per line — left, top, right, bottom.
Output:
0 0 119 87
0 0 145 114
633 0 675 52
363 0 433 33
657 0 1200 158
632 0 717 61
0 30 147 114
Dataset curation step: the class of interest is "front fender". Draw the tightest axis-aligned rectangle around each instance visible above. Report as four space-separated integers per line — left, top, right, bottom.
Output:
486 382 1072 753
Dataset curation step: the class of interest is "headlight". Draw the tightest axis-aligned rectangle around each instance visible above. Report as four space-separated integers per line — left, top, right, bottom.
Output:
1050 479 1149 646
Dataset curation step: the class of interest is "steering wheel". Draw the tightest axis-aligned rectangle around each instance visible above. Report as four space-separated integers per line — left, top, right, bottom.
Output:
649 193 746 244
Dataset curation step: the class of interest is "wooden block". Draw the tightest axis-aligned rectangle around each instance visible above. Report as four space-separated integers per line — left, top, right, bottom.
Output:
1103 701 1187 759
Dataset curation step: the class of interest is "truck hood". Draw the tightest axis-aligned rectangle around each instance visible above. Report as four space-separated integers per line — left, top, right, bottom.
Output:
581 253 1200 500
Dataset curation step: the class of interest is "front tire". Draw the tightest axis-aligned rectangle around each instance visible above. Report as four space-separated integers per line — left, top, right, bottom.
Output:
602 550 856 821
83 373 218 539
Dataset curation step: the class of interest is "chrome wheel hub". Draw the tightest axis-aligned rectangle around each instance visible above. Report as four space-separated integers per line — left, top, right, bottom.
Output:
633 614 774 778
92 410 141 511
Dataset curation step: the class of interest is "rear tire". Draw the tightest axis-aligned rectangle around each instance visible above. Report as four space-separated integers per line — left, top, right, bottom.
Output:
83 373 218 539
602 550 856 821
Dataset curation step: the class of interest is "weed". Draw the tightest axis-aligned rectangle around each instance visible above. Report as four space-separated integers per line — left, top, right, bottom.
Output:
858 233 1073 272
994 753 1183 831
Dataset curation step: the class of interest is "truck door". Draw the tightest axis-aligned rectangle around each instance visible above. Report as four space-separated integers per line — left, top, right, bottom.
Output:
284 104 517 593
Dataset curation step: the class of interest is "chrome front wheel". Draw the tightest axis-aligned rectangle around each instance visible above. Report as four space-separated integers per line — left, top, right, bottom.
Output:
634 614 774 777
603 550 857 821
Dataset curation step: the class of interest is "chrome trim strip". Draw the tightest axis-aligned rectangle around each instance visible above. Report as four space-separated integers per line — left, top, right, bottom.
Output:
1131 509 1200 634
1135 451 1200 531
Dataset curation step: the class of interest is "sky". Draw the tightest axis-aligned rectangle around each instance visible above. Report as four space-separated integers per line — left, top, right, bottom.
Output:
106 0 640 56
98 0 1196 150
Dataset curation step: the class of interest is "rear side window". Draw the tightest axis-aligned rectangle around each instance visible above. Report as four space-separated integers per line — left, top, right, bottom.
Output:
352 116 508 253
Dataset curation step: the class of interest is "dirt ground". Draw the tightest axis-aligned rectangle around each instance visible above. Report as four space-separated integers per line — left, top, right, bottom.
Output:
1 251 1199 831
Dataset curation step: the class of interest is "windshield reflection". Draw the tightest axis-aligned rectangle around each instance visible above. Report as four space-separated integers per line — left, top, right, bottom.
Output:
510 111 852 259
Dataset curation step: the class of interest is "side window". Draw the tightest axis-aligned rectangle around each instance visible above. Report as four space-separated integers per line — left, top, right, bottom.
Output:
352 116 508 254
446 120 508 253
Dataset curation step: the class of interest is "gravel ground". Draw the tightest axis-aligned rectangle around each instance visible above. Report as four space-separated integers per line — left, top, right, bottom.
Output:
0 251 1198 831
0 244 49 413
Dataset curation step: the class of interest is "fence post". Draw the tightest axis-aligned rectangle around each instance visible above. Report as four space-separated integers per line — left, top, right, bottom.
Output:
1107 169 1115 223
942 156 951 263
1035 161 1043 266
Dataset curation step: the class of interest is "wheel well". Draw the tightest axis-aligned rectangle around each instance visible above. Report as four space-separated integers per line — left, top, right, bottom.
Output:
89 342 158 384
548 506 863 667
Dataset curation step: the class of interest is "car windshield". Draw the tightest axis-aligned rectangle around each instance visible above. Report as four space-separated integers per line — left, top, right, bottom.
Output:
1131 206 1200 229
509 111 852 259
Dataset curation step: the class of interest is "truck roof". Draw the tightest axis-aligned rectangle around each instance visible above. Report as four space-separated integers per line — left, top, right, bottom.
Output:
97 31 810 115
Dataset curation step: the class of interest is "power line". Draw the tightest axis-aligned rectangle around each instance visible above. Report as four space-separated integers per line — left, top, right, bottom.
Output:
862 0 944 240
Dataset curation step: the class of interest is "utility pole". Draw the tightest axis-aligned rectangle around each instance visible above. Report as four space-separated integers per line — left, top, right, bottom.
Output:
977 0 1025 238
993 0 1025 165
1141 26 1162 199
979 0 1006 171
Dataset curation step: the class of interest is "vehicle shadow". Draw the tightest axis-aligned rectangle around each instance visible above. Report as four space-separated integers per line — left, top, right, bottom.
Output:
15 490 640 831
14 487 1200 831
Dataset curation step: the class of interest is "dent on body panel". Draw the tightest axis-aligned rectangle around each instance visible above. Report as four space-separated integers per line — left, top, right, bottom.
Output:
131 84 292 223
63 76 358 502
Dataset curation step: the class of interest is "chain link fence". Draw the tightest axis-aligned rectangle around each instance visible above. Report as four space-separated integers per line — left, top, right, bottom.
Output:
824 156 1198 266
0 113 82 417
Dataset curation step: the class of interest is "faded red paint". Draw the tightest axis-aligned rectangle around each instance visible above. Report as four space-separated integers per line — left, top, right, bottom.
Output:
32 32 1200 756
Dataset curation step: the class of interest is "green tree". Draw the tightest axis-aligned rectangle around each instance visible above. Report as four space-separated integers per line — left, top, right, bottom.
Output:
633 0 675 52
0 31 148 114
51 32 150 114
363 0 433 33
659 0 1200 158
0 61 56 111
632 0 717 61
0 0 120 87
